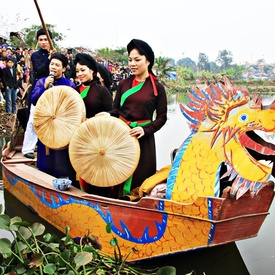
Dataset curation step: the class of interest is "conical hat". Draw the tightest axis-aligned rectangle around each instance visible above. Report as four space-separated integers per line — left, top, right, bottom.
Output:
33 85 86 149
69 113 140 187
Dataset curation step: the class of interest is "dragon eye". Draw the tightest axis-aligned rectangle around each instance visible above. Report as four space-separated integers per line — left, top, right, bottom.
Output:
239 113 249 122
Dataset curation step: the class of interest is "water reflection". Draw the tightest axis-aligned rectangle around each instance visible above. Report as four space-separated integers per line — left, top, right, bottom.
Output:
156 93 190 169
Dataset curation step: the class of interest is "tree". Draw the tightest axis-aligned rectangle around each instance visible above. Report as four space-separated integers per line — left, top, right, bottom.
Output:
177 57 196 72
222 65 246 80
168 58 176 67
153 56 174 83
95 47 128 64
96 47 114 60
256 58 265 65
197 53 210 71
21 24 64 49
216 50 233 70
209 61 219 73
176 66 195 80
9 33 26 48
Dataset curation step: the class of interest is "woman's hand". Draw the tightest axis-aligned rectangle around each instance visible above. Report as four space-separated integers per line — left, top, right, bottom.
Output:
129 126 144 139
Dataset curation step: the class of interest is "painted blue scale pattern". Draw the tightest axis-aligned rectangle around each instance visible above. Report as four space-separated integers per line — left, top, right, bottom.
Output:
4 170 168 244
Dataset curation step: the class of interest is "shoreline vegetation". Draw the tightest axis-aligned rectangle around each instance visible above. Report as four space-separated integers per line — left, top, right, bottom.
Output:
164 79 275 95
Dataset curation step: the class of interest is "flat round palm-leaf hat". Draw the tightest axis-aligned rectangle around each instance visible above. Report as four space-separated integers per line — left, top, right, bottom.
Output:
34 85 86 149
69 113 140 187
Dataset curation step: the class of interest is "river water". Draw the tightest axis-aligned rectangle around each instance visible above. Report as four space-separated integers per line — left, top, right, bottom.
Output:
1 94 275 274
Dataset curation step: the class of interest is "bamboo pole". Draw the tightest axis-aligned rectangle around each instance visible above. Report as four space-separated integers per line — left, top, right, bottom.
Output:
33 0 55 50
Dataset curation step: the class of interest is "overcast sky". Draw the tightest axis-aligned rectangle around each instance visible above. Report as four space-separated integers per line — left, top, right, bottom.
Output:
1 0 275 64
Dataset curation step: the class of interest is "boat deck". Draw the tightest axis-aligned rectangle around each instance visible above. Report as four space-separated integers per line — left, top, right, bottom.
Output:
2 145 37 165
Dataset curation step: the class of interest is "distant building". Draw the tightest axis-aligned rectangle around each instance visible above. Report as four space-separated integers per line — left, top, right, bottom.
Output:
167 71 178 80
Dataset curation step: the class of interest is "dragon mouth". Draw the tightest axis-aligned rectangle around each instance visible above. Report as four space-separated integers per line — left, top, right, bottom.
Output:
219 130 275 198
239 130 275 175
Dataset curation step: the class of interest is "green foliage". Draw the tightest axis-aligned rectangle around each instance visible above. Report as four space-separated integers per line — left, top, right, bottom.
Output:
21 24 64 50
221 65 246 80
195 70 213 80
246 86 275 94
9 36 23 48
156 266 177 275
216 50 233 70
177 57 196 71
0 208 179 275
165 78 189 94
197 53 210 71
164 67 194 94
177 67 195 81
165 66 275 95
153 56 174 84
95 47 128 65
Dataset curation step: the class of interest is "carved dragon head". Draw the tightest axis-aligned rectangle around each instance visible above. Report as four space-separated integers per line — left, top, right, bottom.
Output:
180 76 275 198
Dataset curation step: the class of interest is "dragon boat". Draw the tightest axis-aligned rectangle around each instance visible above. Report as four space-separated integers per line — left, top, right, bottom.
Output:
1 76 275 261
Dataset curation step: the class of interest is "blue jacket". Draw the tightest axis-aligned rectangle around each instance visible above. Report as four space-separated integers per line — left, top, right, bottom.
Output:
31 48 50 89
31 76 76 105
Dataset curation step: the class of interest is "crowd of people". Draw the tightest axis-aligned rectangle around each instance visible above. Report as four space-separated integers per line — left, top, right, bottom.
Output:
0 43 130 114
0 45 31 112
0 30 168 200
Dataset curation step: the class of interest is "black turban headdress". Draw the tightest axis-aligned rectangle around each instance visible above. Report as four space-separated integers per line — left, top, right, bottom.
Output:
97 63 112 90
51 53 68 68
74 53 98 73
127 39 155 73
36 28 53 40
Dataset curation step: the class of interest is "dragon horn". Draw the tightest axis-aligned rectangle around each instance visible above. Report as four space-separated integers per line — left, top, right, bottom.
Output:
202 75 210 85
223 75 232 86
196 77 202 85
251 92 262 108
212 75 218 83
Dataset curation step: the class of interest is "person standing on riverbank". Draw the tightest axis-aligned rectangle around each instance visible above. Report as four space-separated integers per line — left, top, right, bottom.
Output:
1 57 18 114
110 38 167 198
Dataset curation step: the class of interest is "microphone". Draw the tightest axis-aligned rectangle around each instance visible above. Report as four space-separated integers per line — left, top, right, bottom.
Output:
49 71 54 88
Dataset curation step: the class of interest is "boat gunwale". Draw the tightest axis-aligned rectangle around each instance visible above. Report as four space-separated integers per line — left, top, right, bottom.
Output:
2 159 274 224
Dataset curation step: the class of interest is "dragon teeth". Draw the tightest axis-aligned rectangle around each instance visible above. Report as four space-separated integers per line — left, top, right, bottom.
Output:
258 159 273 168
254 130 275 145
